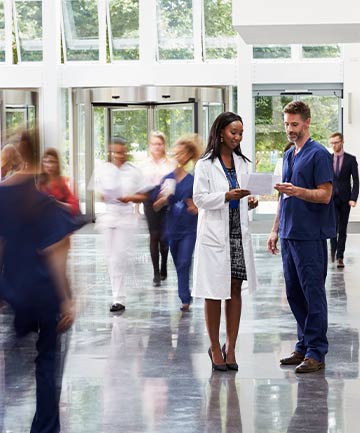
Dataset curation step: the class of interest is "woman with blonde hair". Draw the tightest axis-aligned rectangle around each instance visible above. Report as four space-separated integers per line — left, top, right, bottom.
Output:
1 144 23 180
153 134 202 311
141 131 176 286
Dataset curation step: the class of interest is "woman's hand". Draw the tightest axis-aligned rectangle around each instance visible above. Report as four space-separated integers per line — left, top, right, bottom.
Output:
186 198 198 215
225 188 251 202
248 195 258 209
153 194 169 212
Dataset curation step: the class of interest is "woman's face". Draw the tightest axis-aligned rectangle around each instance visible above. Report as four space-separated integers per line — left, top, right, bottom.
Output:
42 155 59 175
220 120 243 153
173 144 192 166
149 136 166 159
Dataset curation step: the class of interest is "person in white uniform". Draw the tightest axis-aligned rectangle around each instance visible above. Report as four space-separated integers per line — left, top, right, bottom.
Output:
192 112 258 371
89 138 148 312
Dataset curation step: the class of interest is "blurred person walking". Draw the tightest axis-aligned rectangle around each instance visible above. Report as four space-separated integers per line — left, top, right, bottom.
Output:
329 132 359 268
37 147 80 216
89 138 148 313
0 129 83 433
192 112 258 371
141 131 176 287
153 134 201 311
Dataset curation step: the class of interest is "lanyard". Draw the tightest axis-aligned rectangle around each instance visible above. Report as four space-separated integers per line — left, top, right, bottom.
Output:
284 149 296 183
219 156 239 209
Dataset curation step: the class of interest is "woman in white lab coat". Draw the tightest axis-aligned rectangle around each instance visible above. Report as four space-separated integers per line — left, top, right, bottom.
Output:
192 112 258 371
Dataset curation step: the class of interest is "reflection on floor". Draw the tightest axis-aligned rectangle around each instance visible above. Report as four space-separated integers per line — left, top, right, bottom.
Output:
1 222 360 433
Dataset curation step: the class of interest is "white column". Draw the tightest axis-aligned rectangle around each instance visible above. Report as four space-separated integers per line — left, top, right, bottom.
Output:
237 37 254 165
41 0 61 150
139 0 156 84
343 43 360 221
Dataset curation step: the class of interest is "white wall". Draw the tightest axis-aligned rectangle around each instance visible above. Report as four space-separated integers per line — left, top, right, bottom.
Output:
343 44 360 220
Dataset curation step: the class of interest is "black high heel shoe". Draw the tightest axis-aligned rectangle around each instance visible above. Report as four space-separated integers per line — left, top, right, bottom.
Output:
208 348 227 372
222 344 238 371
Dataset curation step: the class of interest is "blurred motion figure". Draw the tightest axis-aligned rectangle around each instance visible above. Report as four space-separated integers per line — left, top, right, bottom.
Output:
141 131 176 287
0 129 83 433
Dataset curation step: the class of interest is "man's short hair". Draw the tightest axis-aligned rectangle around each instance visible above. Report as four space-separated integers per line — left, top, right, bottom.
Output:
330 132 343 141
283 101 311 121
110 136 127 146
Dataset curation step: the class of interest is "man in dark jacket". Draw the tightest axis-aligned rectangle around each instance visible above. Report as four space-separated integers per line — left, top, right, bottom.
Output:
330 132 359 268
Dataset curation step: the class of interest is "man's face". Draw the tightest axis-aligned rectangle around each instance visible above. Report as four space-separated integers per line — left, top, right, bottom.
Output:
110 143 127 166
284 113 310 144
329 136 343 153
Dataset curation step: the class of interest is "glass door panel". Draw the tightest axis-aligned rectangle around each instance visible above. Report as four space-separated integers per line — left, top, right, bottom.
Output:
202 103 224 144
154 103 194 147
110 107 148 151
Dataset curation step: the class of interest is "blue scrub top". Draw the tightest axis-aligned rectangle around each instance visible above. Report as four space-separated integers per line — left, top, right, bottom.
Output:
279 138 336 240
154 171 198 240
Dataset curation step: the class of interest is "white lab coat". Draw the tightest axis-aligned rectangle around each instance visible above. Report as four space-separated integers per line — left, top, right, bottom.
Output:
192 153 257 300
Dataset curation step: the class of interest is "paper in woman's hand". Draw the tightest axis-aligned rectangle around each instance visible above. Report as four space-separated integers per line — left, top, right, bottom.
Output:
240 173 281 195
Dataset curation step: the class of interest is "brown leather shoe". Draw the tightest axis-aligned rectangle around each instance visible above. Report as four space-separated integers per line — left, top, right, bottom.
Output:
295 357 325 373
280 351 304 365
337 259 345 268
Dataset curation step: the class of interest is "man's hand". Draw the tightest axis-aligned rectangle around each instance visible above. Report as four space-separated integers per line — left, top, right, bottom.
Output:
267 231 279 255
274 182 298 197
349 200 357 207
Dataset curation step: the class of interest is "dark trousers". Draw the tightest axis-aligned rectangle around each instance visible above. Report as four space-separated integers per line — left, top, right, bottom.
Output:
169 233 196 305
13 308 66 433
330 196 351 259
281 239 328 362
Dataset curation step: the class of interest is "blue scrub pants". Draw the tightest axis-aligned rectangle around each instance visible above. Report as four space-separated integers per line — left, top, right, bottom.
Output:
14 307 66 433
280 239 328 362
169 233 196 305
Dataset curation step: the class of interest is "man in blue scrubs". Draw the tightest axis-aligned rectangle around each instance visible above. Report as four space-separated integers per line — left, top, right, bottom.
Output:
267 101 335 373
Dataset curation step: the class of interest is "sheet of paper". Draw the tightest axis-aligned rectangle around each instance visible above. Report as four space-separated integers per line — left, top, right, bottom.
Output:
240 173 281 195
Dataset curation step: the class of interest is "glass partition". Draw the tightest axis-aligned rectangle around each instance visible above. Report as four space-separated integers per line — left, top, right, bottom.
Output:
14 0 43 62
62 0 99 61
108 0 139 61
203 0 237 60
156 0 194 60
0 1 5 62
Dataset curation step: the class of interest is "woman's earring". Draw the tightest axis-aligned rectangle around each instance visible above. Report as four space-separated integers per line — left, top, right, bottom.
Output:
220 136 224 143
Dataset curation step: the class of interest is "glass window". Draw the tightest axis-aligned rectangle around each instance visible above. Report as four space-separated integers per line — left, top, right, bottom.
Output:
62 0 99 61
253 45 291 59
156 0 194 60
14 0 43 62
108 0 139 61
0 1 5 62
155 104 194 146
203 0 237 60
302 45 341 59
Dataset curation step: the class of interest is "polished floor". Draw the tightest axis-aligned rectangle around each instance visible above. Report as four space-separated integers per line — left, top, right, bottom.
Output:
1 219 360 433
